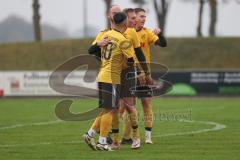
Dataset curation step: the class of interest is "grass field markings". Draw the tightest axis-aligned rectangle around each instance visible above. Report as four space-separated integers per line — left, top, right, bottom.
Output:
187 106 226 111
0 120 226 148
153 120 226 138
0 120 62 130
155 105 226 112
0 141 81 148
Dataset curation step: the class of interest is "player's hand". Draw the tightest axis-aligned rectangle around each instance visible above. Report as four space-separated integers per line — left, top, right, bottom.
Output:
97 37 111 47
146 75 154 85
153 28 161 35
138 73 146 86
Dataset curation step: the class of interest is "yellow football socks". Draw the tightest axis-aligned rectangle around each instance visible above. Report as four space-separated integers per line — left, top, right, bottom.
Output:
122 112 132 139
129 109 140 139
112 109 120 143
143 105 153 131
100 109 113 138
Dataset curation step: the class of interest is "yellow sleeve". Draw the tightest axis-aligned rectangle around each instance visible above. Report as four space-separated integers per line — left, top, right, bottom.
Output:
120 39 134 59
92 32 105 45
130 29 141 48
147 29 159 44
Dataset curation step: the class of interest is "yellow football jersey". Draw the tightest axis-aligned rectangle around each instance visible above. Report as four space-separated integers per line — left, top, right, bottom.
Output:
92 29 109 45
91 28 141 70
97 30 133 84
122 28 141 69
124 28 141 48
137 28 159 63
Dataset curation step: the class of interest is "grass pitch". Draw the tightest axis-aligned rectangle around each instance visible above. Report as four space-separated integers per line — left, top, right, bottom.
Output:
0 97 239 160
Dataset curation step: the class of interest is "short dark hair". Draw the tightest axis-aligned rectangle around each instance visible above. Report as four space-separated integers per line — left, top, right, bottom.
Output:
134 8 146 14
123 8 135 14
113 12 127 24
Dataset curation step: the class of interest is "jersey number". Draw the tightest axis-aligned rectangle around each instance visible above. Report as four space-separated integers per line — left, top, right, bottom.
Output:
102 43 113 60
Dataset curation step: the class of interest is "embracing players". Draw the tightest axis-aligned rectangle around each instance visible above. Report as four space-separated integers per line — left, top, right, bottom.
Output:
82 11 135 151
82 5 166 151
121 8 167 144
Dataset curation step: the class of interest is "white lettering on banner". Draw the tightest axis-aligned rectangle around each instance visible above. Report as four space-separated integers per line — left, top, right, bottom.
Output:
224 73 240 83
191 73 219 84
0 71 97 96
191 72 240 84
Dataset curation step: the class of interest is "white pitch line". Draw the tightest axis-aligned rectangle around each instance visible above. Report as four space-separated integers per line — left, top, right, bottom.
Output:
0 120 62 130
0 120 226 148
153 120 226 138
0 141 82 148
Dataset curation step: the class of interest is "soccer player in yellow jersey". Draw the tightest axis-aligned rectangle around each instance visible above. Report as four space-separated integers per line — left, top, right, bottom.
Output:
111 8 149 150
111 8 146 148
82 12 134 151
87 5 151 150
121 8 167 144
135 8 167 144
110 7 154 150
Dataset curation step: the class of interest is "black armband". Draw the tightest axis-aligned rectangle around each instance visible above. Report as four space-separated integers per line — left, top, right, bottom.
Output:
134 47 146 62
136 66 142 75
88 43 101 61
155 32 167 47
134 47 150 76
127 57 134 67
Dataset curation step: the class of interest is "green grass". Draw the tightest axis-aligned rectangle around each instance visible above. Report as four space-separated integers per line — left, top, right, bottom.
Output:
0 97 239 160
0 38 240 70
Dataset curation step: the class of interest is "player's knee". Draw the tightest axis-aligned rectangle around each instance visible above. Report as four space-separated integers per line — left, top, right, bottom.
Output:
125 105 135 113
141 98 151 107
123 98 134 106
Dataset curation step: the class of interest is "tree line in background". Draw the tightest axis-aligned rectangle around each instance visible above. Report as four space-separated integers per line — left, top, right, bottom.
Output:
32 0 239 42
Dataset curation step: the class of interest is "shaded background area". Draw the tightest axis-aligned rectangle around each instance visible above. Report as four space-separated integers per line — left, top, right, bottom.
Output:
0 0 240 96
0 38 239 70
0 0 240 43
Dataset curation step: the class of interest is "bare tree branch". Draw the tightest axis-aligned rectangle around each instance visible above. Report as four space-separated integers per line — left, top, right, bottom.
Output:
104 0 112 28
209 0 217 36
132 0 145 7
153 0 170 34
32 0 42 41
197 0 205 37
